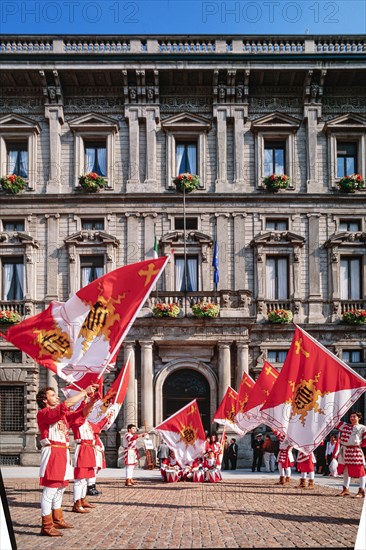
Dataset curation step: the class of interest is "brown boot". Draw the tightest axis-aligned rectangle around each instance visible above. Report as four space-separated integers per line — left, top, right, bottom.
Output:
72 499 90 513
307 479 315 489
125 479 133 486
336 486 350 497
285 476 291 484
40 514 63 537
354 489 365 498
52 508 74 529
130 479 137 485
275 476 285 485
298 478 306 488
80 497 96 509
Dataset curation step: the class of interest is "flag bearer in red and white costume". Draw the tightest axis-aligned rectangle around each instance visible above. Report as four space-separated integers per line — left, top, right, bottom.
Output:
274 430 294 485
36 384 98 537
296 451 316 489
336 412 366 498
86 420 107 496
123 423 147 486
69 399 109 512
203 450 222 482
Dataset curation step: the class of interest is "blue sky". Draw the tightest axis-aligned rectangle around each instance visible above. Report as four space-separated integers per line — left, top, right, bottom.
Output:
0 0 365 35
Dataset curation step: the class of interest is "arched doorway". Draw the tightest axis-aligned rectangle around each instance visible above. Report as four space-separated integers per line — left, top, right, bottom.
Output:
163 369 211 431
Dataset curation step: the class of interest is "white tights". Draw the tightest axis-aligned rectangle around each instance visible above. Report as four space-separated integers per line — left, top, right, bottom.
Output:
87 476 96 486
41 487 65 516
342 471 366 490
278 465 291 477
125 465 135 479
73 478 87 501
300 472 315 480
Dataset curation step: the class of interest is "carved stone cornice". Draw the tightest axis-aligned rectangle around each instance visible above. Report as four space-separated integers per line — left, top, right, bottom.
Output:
64 230 119 246
324 232 366 247
160 230 212 245
250 231 305 247
0 231 39 248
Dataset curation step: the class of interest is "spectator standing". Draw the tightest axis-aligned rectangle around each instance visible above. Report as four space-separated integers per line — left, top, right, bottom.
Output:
251 433 264 472
227 438 239 470
262 434 276 473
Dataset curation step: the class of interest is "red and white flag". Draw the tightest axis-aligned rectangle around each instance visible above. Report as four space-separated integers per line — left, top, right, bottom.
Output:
213 387 244 435
62 372 104 401
235 362 279 435
86 354 131 430
235 371 255 422
155 400 206 466
1 257 169 383
260 325 366 454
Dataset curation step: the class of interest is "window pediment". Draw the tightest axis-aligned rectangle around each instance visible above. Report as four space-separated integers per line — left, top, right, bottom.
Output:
161 230 212 245
69 113 118 133
323 114 366 133
64 230 120 247
251 231 305 247
251 112 301 133
161 112 211 132
324 232 366 248
0 231 39 248
0 113 40 134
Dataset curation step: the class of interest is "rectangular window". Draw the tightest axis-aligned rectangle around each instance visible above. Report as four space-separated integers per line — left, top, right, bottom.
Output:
342 350 362 363
2 258 24 301
266 219 288 231
176 142 197 174
266 257 288 300
0 350 22 363
80 256 104 287
6 142 28 178
0 386 25 431
175 256 198 291
84 141 107 177
81 219 105 231
337 142 357 178
339 220 361 232
267 350 288 363
174 217 198 230
2 220 25 232
264 141 285 176
340 257 361 300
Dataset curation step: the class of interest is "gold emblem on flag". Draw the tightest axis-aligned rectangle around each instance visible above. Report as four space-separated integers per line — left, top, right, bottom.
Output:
34 327 72 359
289 373 329 426
178 422 198 447
79 296 122 351
227 405 236 423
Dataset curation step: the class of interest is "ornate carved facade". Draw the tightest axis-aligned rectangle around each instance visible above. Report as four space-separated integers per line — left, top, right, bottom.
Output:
0 35 365 467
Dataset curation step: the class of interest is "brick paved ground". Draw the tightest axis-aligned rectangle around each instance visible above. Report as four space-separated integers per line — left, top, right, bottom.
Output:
3 471 365 549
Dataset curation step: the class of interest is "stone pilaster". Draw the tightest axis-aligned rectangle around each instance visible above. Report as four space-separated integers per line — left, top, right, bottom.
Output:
215 214 229 289
140 340 154 430
233 213 246 289
214 107 228 190
45 214 60 302
218 342 231 401
125 107 140 190
307 213 324 322
236 342 249 390
124 342 137 427
45 106 64 193
144 107 159 187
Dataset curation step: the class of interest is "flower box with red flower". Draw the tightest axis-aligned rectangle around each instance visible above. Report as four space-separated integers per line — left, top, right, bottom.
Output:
152 303 181 318
173 173 200 194
0 310 22 324
0 174 27 194
267 309 293 324
337 174 364 193
78 172 107 193
191 302 219 318
263 174 290 193
342 309 366 325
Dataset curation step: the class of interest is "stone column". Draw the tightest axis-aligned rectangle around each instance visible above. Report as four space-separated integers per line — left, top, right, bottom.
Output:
304 105 321 191
233 213 246 289
218 342 231 402
125 213 140 264
47 368 58 393
143 214 158 259
126 107 140 189
45 106 64 193
233 108 245 185
214 107 228 190
124 342 137 426
45 214 60 302
144 108 158 185
307 213 323 322
140 340 154 430
236 342 249 390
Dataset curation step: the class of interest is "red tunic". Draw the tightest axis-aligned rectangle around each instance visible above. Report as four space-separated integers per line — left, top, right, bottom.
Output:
337 422 366 477
37 402 82 488
297 452 316 473
70 415 107 479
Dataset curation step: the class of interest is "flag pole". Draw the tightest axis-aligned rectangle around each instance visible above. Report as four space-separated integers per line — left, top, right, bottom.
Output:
183 184 188 317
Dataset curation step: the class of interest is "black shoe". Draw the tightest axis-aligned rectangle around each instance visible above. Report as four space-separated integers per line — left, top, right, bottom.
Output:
87 484 100 496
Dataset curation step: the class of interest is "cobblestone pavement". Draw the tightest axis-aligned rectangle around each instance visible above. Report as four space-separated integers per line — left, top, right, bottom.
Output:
3 470 365 549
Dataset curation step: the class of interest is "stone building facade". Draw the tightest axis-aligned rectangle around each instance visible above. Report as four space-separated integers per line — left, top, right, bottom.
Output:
0 35 365 467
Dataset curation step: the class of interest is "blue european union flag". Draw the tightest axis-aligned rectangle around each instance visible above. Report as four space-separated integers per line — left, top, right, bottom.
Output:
212 241 219 290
